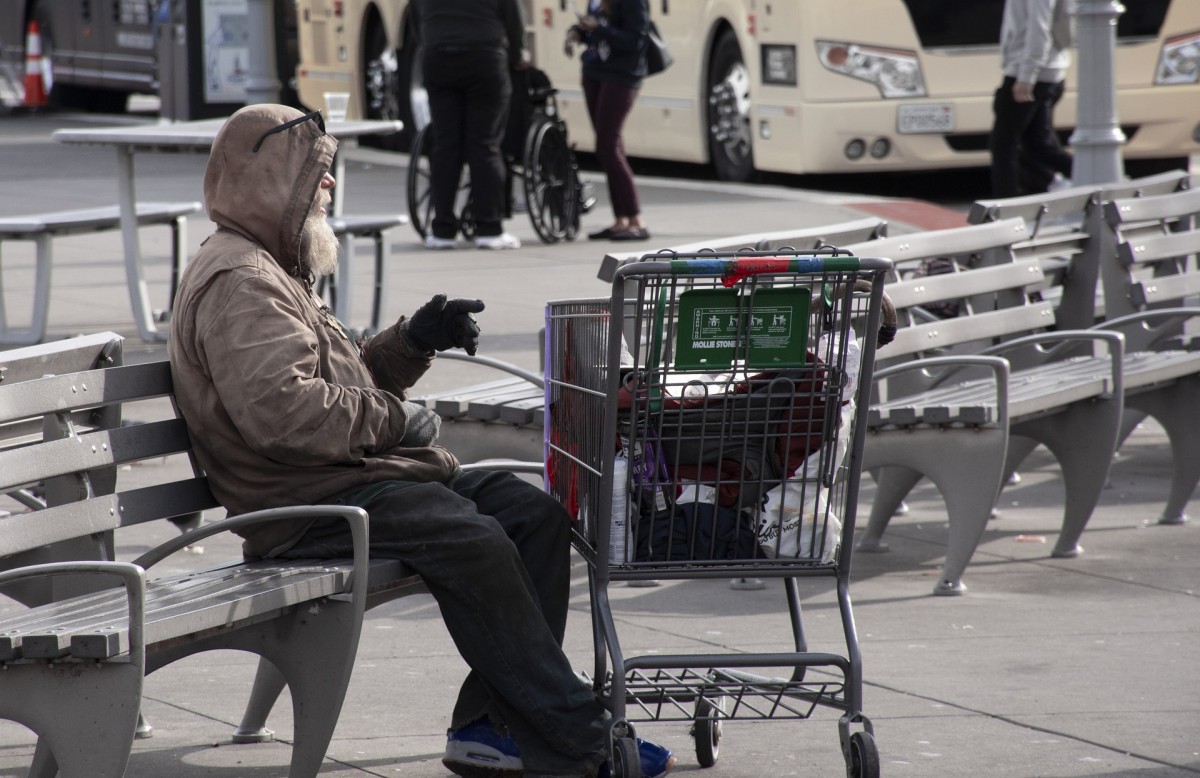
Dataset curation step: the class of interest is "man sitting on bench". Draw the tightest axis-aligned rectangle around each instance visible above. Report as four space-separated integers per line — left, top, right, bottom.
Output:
166 104 674 778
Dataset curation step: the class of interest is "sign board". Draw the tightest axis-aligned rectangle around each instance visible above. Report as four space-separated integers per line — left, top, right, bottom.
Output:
674 287 811 369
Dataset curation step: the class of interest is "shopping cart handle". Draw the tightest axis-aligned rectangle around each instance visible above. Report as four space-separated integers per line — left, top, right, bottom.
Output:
666 256 862 286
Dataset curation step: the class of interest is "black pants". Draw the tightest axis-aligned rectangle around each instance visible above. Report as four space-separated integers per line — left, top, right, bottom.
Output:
423 46 512 239
279 469 609 774
989 76 1074 198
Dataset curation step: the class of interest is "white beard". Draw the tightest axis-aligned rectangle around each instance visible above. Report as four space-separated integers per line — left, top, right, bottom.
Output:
301 208 340 278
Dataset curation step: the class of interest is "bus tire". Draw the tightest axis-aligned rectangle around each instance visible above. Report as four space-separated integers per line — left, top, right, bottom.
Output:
361 11 404 150
706 30 754 182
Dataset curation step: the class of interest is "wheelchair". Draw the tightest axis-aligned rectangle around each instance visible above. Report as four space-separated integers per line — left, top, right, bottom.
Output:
407 68 595 244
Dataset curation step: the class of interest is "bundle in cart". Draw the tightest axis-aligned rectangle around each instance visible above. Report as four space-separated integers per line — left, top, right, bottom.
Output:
545 250 894 778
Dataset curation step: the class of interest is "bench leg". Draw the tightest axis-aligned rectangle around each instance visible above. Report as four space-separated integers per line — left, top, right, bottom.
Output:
1126 378 1200 525
1011 395 1123 559
145 594 365 778
5 661 142 778
860 425 1009 595
232 658 288 743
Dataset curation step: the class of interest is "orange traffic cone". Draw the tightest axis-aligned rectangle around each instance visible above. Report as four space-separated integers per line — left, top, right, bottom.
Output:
23 20 47 109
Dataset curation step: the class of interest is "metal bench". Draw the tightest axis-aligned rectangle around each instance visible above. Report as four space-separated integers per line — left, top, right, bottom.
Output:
0 336 426 778
1099 186 1200 525
838 218 1125 595
0 201 202 345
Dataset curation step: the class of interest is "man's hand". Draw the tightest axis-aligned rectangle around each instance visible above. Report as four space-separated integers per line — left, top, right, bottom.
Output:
407 294 486 356
1012 81 1035 103
399 400 440 447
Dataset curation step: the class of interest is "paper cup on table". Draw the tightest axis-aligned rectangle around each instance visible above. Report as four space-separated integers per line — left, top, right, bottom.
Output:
323 92 349 122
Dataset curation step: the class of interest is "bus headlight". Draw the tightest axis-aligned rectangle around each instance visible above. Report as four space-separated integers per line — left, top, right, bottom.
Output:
816 41 926 98
1155 31 1200 85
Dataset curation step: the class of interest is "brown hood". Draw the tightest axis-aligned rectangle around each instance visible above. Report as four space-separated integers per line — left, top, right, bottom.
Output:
203 104 338 280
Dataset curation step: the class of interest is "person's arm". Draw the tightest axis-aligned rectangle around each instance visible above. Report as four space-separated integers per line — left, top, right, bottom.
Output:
197 273 410 466
502 0 527 69
1015 0 1058 93
361 316 435 398
587 0 648 53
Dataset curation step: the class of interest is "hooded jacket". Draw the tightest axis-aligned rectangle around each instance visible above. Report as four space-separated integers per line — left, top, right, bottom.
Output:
169 104 459 558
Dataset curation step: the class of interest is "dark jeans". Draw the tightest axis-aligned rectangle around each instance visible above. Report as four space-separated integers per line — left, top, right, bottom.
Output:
424 46 512 238
582 75 640 219
989 76 1074 198
279 469 608 775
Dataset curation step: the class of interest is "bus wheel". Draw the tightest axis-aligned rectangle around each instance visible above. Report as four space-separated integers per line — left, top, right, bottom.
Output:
706 30 754 182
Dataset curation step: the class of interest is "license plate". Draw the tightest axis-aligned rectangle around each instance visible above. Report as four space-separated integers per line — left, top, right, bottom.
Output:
897 103 954 134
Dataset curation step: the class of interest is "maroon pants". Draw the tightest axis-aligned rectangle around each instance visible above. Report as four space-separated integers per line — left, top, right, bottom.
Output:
583 75 641 219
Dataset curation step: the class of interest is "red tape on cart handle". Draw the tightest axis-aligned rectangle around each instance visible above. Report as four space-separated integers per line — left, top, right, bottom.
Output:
669 256 861 287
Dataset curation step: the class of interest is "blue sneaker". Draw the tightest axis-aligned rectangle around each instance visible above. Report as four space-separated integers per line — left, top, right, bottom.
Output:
596 738 676 778
443 716 523 777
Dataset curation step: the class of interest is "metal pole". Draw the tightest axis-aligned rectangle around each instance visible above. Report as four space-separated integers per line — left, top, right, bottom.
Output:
243 0 280 105
1069 0 1126 185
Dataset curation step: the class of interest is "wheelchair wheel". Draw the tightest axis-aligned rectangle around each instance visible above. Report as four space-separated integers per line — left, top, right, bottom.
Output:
523 120 576 244
406 125 435 239
405 124 475 240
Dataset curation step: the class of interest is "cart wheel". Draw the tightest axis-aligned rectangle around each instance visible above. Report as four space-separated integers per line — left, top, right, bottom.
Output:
692 696 723 767
523 120 575 244
846 731 880 778
612 737 643 778
405 125 434 239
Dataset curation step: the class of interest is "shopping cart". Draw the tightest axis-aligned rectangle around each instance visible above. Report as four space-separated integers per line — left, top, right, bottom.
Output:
545 249 891 778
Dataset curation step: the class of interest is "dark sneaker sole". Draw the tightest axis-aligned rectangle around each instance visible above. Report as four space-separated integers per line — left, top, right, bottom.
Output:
442 758 524 778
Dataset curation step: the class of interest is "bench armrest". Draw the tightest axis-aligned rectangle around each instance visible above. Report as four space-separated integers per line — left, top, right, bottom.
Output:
872 355 1012 428
980 330 1125 397
0 561 146 667
1091 306 1200 335
437 351 545 389
132 505 370 611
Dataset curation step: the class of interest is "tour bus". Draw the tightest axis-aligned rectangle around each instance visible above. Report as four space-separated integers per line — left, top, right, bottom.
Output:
292 0 1200 180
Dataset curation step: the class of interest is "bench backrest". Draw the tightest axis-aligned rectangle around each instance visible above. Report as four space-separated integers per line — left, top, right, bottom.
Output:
0 358 219 602
840 218 1056 395
1103 187 1200 350
968 170 1196 329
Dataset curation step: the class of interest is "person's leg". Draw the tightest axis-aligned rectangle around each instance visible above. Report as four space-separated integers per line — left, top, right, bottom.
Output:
989 76 1037 198
588 80 642 226
1021 79 1074 181
424 50 468 241
462 48 512 237
279 477 607 776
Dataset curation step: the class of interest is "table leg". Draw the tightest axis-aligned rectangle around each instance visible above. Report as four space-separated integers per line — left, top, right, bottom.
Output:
116 146 167 343
331 145 353 325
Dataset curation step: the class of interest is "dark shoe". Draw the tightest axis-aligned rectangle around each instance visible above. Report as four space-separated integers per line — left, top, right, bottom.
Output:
588 227 616 240
443 716 523 776
610 227 651 241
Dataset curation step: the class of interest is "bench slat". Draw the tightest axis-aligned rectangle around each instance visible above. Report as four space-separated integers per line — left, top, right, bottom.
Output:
0 479 220 558
0 419 192 493
0 362 173 425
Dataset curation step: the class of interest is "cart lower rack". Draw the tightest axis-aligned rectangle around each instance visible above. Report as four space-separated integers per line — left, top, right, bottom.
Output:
545 249 891 778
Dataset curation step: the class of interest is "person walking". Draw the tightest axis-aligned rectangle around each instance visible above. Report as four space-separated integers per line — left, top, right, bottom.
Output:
989 0 1075 198
169 104 676 778
565 0 651 242
413 0 526 250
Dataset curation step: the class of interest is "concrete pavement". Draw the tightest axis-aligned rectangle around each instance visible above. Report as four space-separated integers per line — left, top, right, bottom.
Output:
0 112 1197 777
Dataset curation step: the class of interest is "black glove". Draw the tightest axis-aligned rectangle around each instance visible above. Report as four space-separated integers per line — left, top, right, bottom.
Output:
399 400 441 447
407 294 486 356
